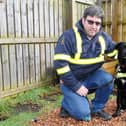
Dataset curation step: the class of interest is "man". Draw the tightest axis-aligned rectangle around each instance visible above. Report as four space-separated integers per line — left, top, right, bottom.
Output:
54 5 117 121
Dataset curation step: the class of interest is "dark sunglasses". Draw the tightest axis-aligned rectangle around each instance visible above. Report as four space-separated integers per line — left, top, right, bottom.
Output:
86 19 101 26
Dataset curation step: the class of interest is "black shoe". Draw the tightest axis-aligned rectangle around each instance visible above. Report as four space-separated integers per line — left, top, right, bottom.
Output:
92 110 112 121
60 107 70 118
112 109 124 117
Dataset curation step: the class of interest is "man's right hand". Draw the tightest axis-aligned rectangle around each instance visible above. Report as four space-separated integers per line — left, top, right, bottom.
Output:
76 85 88 96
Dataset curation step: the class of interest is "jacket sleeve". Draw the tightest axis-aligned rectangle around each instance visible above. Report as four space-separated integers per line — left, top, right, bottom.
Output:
54 32 82 92
104 33 117 57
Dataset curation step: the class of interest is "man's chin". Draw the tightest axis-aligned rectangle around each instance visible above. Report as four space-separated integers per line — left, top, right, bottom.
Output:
87 34 95 39
88 32 96 37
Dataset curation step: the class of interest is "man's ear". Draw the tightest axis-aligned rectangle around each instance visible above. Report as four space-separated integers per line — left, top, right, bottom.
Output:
82 18 86 26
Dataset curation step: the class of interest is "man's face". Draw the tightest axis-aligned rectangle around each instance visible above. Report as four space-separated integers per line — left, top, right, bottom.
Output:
82 16 102 38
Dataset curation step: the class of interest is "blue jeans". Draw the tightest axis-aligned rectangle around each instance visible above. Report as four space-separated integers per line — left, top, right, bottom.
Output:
60 69 113 120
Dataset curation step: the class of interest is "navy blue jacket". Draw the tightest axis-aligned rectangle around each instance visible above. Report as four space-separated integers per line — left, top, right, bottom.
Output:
54 19 116 92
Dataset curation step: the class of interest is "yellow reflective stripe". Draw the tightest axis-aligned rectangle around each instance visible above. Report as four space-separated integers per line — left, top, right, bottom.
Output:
107 49 118 57
70 56 104 64
54 54 104 64
116 72 126 78
98 35 106 55
74 53 81 60
56 65 70 74
54 54 71 60
73 27 82 59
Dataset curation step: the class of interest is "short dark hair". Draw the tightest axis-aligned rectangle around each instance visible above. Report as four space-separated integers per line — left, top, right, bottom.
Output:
83 5 104 19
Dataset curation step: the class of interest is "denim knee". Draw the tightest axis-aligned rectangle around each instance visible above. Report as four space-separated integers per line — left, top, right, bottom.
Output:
104 73 113 84
72 107 90 120
103 73 114 89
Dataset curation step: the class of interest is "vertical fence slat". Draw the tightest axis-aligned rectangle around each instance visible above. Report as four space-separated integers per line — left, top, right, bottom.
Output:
0 45 3 91
14 0 21 37
0 2 7 37
54 0 59 36
50 0 55 37
117 0 122 41
122 0 126 41
34 0 40 82
2 45 10 90
21 0 30 85
7 0 14 37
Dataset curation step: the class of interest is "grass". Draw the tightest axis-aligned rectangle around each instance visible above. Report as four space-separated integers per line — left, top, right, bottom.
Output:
0 85 62 126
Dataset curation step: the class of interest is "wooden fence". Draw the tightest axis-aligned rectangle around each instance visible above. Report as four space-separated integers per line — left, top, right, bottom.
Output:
101 0 126 42
1 0 126 98
0 38 56 98
101 0 126 74
0 0 95 98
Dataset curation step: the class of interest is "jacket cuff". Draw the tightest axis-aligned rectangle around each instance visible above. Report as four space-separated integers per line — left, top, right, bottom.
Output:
71 81 82 92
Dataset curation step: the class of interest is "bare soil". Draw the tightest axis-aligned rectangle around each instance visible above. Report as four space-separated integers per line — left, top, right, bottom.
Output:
30 99 126 126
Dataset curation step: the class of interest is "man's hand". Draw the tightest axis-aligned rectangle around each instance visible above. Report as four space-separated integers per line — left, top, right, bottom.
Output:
76 85 88 96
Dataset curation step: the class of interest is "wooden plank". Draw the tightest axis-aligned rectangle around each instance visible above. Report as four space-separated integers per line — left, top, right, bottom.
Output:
54 0 59 36
49 0 55 37
39 0 45 37
122 25 126 41
39 0 46 80
21 0 28 37
122 0 126 22
75 0 95 5
9 44 18 89
44 0 50 37
27 0 34 37
27 0 35 84
14 0 23 87
16 44 24 87
6 0 17 89
28 44 35 83
117 25 122 42
1 45 11 90
0 37 57 44
122 0 126 41
33 0 40 82
14 0 21 37
77 3 81 20
111 0 118 41
7 0 14 37
20 0 29 85
0 2 7 37
0 2 7 91
102 0 108 32
0 45 3 91
58 0 63 35
34 0 39 37
40 44 46 80
20 0 29 86
34 44 40 82
62 0 66 31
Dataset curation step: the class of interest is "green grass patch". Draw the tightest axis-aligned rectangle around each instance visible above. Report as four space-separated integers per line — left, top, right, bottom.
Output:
0 85 62 126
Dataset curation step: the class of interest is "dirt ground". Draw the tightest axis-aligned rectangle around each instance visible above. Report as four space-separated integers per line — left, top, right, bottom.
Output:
30 100 126 126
